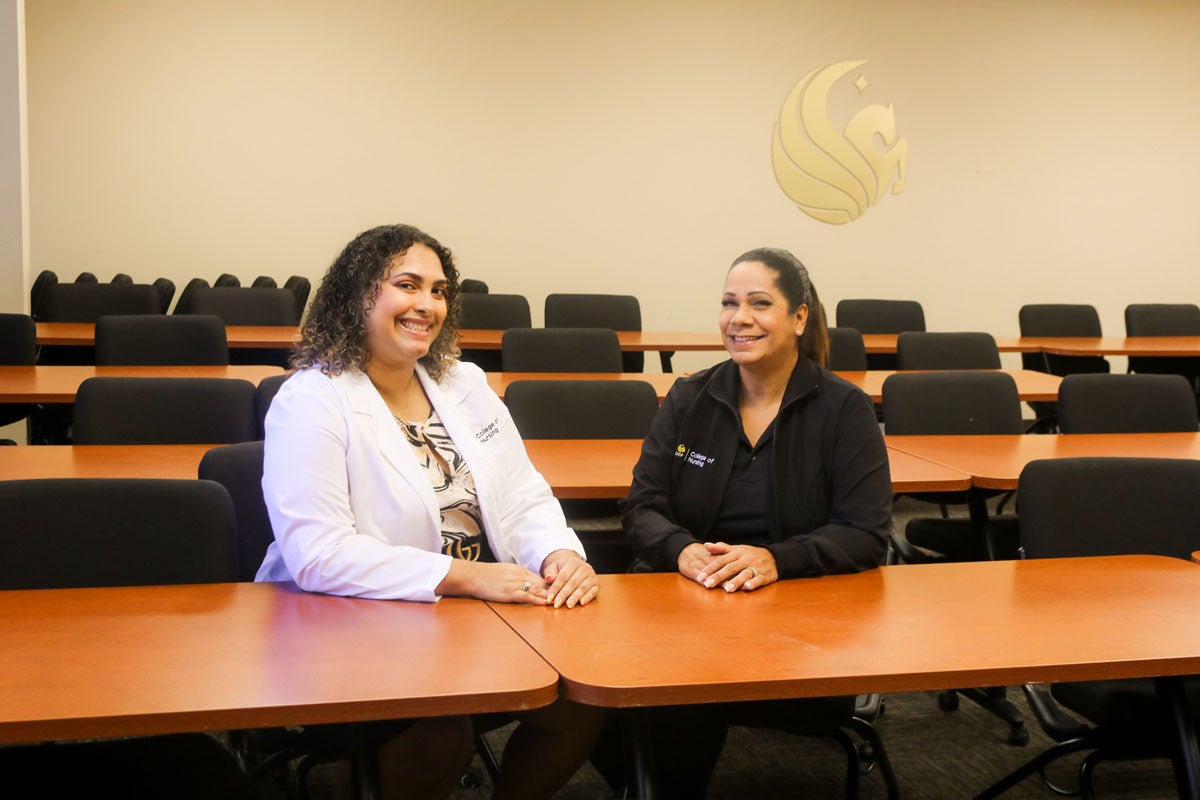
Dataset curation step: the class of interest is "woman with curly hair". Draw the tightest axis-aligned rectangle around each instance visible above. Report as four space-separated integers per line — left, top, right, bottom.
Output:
256 224 602 799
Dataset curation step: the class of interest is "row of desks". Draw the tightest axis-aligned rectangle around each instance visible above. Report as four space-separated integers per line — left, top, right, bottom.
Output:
4 560 1200 799
4 433 1200 496
0 365 1062 404
34 322 1200 356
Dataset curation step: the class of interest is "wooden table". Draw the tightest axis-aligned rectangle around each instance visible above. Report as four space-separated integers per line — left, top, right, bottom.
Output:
1018 335 1200 357
0 581 559 798
491 559 1200 798
885 432 1200 491
860 334 1032 354
486 372 681 401
838 369 1062 403
36 322 300 349
0 365 285 403
0 441 971 499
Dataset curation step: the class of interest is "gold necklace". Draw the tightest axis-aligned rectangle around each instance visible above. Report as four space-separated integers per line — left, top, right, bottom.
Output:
392 374 418 424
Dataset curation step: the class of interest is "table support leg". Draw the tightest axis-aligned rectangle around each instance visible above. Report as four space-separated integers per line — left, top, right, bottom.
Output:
348 723 381 800
967 489 994 561
626 707 658 800
1157 675 1200 800
658 351 674 373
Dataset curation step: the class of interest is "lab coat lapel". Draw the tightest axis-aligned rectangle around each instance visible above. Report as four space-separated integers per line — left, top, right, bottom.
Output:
341 370 440 525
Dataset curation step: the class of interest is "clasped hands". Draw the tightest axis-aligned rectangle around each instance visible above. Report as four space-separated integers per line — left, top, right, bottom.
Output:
678 541 776 592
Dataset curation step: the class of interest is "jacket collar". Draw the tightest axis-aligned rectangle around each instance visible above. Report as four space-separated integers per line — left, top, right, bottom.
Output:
704 356 821 414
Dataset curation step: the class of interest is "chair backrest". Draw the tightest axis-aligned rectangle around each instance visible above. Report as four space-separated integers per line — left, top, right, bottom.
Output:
38 282 162 323
0 478 237 589
882 371 1024 434
460 293 532 329
835 299 926 334
504 380 660 439
74 272 98 283
110 273 133 285
73 377 258 444
173 277 210 315
460 278 489 294
501 328 623 373
283 276 311 323
545 294 643 372
896 332 1001 371
95 314 230 366
1017 303 1109 375
1056 374 1199 433
251 275 277 288
1125 303 1200 337
198 441 272 582
30 269 58 320
214 273 241 288
827 327 868 371
152 277 176 314
0 313 35 365
1018 457 1200 560
255 373 291 438
185 286 298 326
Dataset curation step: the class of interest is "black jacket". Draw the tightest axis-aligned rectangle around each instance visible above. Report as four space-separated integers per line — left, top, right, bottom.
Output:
621 357 891 578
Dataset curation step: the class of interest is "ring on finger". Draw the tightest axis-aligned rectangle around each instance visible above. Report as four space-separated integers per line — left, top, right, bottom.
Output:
749 567 758 579
521 581 532 592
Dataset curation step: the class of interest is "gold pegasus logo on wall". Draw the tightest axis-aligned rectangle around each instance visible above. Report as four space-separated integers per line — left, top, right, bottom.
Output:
772 60 908 225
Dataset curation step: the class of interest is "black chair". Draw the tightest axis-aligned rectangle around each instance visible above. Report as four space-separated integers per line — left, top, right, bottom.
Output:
545 293 644 372
186 286 298 368
0 313 36 440
74 271 98 283
172 277 210 315
255 373 291 438
251 275 277 288
198 441 272 582
110 272 133 284
828 327 868 371
504 379 659 573
975 457 1200 800
1125 303 1200 397
882 371 1028 745
1057 374 1199 433
73 377 258 445
835 299 925 370
283 276 311 323
501 328 623 373
152 277 176 314
460 278 489 293
895 331 1001 371
459 293 532 371
0 477 257 798
1018 304 1110 433
214 273 241 287
37 282 162 324
30 269 58 320
95 314 230 366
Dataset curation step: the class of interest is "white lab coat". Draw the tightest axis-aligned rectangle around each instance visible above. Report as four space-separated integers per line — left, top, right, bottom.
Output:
255 361 584 602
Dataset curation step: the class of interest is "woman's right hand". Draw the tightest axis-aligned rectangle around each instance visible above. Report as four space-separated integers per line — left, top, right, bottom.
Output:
677 542 716 582
437 560 550 605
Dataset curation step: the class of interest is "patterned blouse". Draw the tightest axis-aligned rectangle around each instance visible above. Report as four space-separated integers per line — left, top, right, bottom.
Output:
396 408 495 562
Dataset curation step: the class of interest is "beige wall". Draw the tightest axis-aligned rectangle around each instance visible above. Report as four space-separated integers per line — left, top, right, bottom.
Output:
0 0 27 313
22 0 1200 372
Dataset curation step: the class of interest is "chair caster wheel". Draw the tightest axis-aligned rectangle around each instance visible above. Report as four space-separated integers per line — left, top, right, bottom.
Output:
1008 727 1030 747
857 742 876 772
460 769 485 789
937 692 959 711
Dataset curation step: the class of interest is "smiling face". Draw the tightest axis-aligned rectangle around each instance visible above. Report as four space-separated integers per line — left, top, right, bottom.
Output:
362 243 448 373
720 260 808 373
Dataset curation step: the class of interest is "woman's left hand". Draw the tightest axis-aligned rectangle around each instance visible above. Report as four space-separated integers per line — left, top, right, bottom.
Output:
541 550 600 608
695 543 777 592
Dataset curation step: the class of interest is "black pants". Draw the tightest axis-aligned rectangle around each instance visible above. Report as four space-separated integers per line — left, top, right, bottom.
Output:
593 695 855 799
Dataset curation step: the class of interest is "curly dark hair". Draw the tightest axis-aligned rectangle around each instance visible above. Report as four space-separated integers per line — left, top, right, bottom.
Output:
291 224 462 380
729 247 830 368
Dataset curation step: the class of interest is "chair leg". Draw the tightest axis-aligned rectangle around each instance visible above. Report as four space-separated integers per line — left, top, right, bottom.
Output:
957 687 1029 745
846 716 900 800
971 737 1095 800
474 730 501 782
827 728 861 800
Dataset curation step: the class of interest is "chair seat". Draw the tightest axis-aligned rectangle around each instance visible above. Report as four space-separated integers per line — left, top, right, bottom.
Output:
901 514 1019 562
1052 677 1200 749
